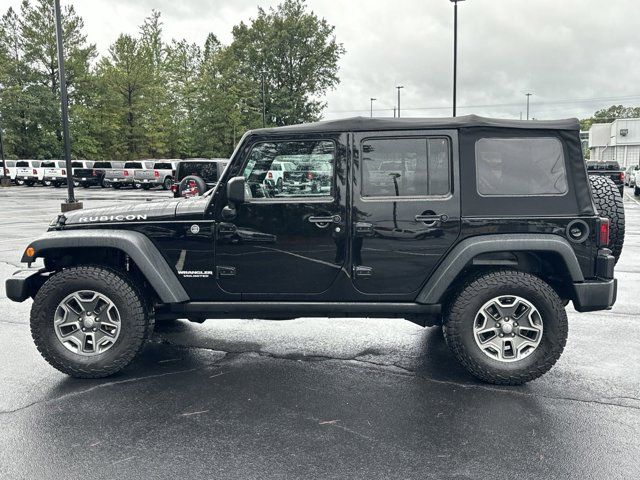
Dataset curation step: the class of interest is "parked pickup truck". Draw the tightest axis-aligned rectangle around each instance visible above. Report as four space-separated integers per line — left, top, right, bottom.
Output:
282 160 332 195
15 160 42 186
104 161 148 189
133 160 178 190
586 160 624 196
41 161 68 187
74 161 121 188
3 160 18 183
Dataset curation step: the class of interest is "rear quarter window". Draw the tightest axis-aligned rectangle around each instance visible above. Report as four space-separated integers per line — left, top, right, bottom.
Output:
475 137 567 196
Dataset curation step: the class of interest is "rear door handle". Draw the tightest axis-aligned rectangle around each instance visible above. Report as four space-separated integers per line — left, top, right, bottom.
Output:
355 222 374 236
308 215 341 224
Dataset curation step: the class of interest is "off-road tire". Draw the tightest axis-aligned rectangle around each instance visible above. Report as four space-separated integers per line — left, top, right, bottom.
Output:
589 175 625 263
443 270 568 385
30 266 154 378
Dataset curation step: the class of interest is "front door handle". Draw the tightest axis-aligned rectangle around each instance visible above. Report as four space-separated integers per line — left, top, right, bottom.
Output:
308 215 341 224
415 214 448 226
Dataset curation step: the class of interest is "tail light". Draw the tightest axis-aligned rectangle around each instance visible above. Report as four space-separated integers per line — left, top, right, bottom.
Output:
154 170 160 177
267 172 273 179
124 170 129 176
32 168 37 175
3 169 8 175
171 184 178 193
620 172 625 182
306 172 314 180
92 169 97 176
61 169 66 175
598 218 610 247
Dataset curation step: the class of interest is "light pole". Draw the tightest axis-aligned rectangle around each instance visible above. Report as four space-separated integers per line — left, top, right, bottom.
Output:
450 0 465 117
526 93 532 120
370 97 377 117
0 113 10 187
261 71 266 128
396 86 404 118
54 0 81 211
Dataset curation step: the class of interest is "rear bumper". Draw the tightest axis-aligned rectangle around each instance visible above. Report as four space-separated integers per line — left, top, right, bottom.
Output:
5 269 46 303
74 176 101 185
43 175 66 182
134 179 162 186
573 278 617 312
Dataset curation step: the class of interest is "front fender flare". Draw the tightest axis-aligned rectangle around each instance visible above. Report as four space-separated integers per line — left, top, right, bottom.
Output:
416 234 585 304
23 229 189 303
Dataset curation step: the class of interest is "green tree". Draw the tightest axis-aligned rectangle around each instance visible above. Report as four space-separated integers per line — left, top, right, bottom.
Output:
580 105 640 131
19 0 96 158
228 0 345 127
0 7 41 158
97 34 153 159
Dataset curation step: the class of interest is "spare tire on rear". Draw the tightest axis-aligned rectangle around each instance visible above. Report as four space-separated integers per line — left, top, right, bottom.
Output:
178 175 207 197
589 175 625 263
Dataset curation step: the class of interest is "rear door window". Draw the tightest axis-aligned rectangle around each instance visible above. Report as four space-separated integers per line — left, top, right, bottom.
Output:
360 137 450 198
475 137 567 196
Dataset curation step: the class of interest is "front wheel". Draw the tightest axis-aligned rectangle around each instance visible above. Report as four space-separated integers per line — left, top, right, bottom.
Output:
443 270 568 385
30 266 154 378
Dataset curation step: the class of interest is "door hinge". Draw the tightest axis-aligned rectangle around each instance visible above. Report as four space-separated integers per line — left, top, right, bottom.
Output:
216 266 236 278
353 266 373 278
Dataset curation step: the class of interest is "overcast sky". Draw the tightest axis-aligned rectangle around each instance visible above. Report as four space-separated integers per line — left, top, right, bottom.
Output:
5 0 640 121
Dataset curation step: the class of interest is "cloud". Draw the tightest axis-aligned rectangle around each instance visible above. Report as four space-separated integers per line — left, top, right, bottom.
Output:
5 0 640 121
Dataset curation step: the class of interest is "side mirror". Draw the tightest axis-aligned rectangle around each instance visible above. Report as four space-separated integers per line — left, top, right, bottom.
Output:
226 176 245 204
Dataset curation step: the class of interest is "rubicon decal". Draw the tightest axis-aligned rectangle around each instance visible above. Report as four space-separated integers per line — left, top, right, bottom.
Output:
78 214 148 223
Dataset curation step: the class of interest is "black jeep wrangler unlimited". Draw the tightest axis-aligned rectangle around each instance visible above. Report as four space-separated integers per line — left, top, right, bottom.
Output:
6 116 618 385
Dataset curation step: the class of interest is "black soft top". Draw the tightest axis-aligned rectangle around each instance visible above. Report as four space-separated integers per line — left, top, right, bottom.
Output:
250 115 579 135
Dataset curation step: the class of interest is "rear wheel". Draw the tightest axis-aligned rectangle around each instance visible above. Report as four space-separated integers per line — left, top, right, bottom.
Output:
81 182 90 188
52 181 61 188
589 175 625 263
30 266 154 378
25 180 35 187
142 184 151 190
162 177 172 190
443 270 568 385
112 184 121 189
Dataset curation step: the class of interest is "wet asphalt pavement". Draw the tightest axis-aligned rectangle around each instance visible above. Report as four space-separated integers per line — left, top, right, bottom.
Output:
0 185 638 479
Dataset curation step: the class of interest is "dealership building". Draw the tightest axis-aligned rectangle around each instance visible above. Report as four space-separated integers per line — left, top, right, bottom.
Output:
589 118 640 167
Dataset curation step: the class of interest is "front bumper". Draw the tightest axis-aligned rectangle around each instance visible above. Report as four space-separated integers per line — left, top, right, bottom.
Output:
5 269 48 303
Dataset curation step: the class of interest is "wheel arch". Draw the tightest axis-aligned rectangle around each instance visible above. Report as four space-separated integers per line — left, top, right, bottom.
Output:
416 234 584 304
22 229 189 304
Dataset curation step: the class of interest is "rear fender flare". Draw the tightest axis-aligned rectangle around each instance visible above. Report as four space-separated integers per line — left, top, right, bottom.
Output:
416 234 584 304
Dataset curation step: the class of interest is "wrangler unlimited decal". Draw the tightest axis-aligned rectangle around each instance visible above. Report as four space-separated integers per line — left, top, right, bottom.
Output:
78 214 148 223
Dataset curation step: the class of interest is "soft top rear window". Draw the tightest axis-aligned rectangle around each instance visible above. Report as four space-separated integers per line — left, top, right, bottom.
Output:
475 137 567 196
178 162 219 183
586 161 620 170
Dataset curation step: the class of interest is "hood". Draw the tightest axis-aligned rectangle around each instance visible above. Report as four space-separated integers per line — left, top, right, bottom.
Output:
58 198 184 227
